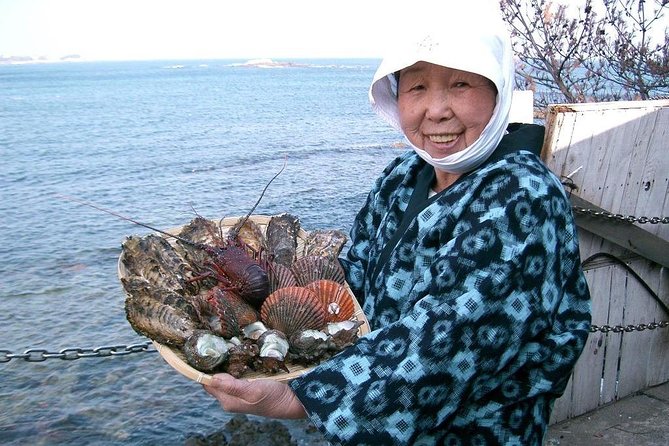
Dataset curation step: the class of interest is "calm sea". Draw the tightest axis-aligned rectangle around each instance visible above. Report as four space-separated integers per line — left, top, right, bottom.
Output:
0 59 403 445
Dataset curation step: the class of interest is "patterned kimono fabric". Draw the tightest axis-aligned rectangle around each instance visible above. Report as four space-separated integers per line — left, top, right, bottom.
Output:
290 123 592 445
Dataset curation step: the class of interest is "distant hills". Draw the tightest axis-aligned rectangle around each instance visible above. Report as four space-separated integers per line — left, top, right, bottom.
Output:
0 54 82 64
231 58 308 68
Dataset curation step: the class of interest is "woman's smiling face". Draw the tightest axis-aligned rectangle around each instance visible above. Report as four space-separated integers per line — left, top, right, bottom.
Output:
397 62 497 159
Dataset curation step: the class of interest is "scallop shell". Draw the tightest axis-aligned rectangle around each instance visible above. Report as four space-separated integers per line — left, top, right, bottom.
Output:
302 229 348 259
121 234 195 295
229 216 266 255
260 286 327 337
291 255 346 286
303 279 355 323
266 213 301 267
267 261 298 293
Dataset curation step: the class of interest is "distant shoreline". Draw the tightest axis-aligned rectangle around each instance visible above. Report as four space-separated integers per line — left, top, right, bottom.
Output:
0 55 380 66
0 54 83 65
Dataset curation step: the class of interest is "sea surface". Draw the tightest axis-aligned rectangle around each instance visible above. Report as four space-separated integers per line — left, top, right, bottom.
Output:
0 59 403 445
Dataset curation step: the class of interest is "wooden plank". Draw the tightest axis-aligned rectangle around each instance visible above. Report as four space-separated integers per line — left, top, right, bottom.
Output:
550 371 574 423
616 260 657 397
541 108 577 175
570 194 669 268
568 267 613 415
600 268 626 404
543 101 669 236
632 108 669 242
602 111 645 220
637 262 669 387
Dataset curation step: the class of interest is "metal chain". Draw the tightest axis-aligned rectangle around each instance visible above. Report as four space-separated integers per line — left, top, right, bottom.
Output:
4 322 669 363
0 341 155 363
572 207 669 333
3 203 665 364
572 206 669 225
590 321 669 333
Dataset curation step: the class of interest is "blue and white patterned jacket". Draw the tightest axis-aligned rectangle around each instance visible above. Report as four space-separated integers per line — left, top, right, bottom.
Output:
290 124 592 445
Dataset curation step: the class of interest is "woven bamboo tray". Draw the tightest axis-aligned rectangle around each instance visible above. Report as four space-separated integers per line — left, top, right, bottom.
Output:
118 214 369 385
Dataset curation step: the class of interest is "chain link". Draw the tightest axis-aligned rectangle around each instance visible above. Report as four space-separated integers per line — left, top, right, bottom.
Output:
572 206 669 224
3 321 669 364
3 203 665 365
590 321 669 333
0 341 155 363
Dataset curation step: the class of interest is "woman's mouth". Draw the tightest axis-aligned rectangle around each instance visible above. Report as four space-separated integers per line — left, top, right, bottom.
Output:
428 134 458 143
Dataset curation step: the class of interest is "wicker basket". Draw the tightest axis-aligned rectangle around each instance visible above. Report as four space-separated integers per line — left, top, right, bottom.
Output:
118 214 369 385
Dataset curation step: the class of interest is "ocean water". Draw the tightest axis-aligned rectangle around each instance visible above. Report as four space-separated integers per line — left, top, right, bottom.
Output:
0 59 403 445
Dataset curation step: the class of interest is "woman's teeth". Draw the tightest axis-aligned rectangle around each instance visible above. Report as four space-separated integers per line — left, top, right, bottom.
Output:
429 134 457 143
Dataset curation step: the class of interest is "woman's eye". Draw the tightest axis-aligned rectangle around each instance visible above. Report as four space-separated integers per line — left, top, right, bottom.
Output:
453 81 469 88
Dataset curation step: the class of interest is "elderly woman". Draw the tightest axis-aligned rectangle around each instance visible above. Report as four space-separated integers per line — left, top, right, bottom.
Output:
204 2 591 444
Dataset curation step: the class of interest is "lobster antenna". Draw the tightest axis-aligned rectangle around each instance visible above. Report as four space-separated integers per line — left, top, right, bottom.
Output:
56 194 199 247
230 156 287 237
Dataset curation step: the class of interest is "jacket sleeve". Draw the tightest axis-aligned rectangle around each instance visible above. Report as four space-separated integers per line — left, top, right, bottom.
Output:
290 180 591 445
338 154 411 303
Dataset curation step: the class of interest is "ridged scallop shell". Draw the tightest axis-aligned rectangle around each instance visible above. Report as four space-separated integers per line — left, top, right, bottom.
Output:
205 287 259 338
266 213 301 267
260 286 327 337
267 261 298 293
302 229 348 259
291 255 346 286
303 279 355 323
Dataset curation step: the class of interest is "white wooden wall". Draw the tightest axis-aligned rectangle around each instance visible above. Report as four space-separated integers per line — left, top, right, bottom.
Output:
540 100 669 423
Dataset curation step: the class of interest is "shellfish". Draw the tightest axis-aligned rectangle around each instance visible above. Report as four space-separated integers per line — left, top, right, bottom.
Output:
291 255 346 287
256 329 291 374
174 217 225 284
121 234 196 295
304 279 355 323
207 287 259 328
229 216 267 257
226 340 260 378
267 261 298 293
260 286 328 337
182 330 229 372
288 329 331 365
302 229 348 259
266 213 301 267
242 321 268 341
326 320 365 350
122 278 201 347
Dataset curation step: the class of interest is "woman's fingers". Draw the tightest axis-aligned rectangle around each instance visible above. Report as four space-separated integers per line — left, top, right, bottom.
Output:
203 373 306 419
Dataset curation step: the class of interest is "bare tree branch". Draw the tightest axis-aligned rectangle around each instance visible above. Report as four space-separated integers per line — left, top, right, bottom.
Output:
500 0 669 117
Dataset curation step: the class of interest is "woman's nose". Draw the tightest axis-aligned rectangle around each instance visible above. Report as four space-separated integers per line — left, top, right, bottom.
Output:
425 91 453 121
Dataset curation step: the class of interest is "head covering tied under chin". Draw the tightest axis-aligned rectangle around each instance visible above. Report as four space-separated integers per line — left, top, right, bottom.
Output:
369 1 514 174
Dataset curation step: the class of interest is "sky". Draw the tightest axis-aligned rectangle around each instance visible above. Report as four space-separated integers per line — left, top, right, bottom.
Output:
0 0 394 61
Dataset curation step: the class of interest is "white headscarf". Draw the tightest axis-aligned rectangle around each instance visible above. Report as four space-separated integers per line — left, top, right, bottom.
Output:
369 1 515 173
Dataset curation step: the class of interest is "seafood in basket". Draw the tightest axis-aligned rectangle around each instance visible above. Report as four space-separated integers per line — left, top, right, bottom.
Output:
118 213 369 383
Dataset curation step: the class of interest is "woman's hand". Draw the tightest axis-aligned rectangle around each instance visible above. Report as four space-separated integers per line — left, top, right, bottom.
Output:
203 373 307 419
